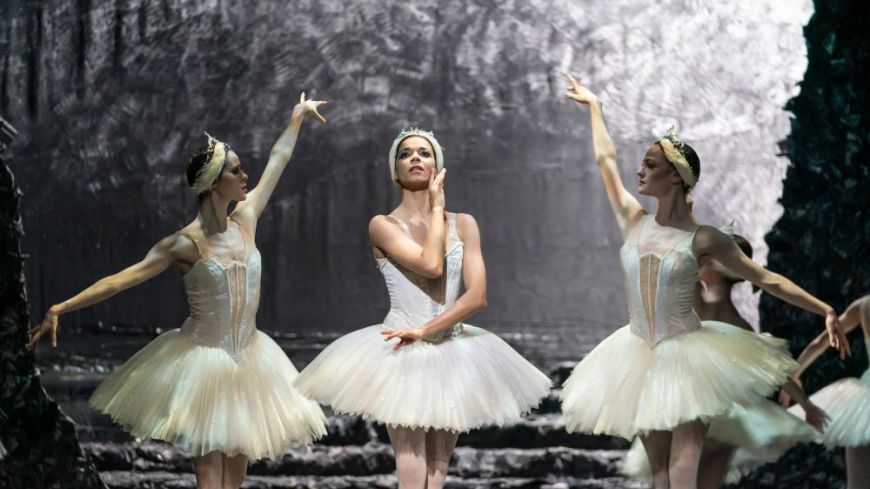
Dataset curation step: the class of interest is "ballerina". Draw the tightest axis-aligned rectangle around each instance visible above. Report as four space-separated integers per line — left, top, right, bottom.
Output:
621 229 827 488
785 294 870 489
27 93 329 489
558 74 849 489
293 127 551 489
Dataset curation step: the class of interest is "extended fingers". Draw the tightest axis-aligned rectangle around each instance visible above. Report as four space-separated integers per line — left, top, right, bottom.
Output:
433 169 446 186
312 109 327 124
26 328 44 350
563 72 580 88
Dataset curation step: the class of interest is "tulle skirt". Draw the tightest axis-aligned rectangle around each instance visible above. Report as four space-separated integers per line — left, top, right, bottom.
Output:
621 400 817 483
293 324 551 432
789 370 870 447
560 321 796 439
90 328 327 459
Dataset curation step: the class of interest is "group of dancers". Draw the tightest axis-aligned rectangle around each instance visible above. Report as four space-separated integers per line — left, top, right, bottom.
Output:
24 77 869 489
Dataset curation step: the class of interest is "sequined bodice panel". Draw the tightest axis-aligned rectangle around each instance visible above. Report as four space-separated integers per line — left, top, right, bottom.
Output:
377 214 464 342
620 215 701 347
180 223 261 362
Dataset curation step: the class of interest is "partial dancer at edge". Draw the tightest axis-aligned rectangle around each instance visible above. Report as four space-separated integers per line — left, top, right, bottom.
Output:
786 294 870 489
294 128 551 489
27 94 329 489
621 229 828 488
558 74 850 489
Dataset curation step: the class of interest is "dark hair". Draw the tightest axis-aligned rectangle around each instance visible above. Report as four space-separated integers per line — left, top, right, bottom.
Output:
187 145 214 188
186 143 231 194
682 143 701 186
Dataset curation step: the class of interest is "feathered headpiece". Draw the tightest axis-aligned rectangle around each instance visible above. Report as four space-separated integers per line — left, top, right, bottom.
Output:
656 125 696 189
191 132 229 194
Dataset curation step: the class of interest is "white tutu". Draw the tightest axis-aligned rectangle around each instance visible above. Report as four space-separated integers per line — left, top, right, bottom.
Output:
621 400 816 482
560 321 796 439
90 329 327 459
293 324 552 432
789 370 870 448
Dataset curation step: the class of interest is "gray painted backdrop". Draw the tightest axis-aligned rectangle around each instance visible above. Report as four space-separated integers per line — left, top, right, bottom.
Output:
2 0 809 351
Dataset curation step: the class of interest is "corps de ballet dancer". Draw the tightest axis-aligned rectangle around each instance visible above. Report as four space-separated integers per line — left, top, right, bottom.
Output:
27 94 329 489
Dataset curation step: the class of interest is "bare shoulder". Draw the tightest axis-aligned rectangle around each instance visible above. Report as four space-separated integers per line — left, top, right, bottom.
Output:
369 214 400 235
230 206 257 234
454 212 480 241
170 224 203 262
693 224 727 249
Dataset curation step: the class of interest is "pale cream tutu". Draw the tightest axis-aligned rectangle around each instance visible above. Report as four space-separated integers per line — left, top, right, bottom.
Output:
621 400 817 482
293 324 552 432
90 329 327 459
789 370 870 448
560 321 796 439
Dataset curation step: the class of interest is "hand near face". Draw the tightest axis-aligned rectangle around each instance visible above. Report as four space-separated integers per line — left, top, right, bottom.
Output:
428 169 446 210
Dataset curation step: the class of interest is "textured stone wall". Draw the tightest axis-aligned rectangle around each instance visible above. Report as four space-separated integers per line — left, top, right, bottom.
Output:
1 0 809 344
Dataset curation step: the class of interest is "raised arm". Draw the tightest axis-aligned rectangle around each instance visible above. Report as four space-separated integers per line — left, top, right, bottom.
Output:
382 213 487 348
369 169 447 279
693 226 850 357
234 92 327 223
26 234 189 349
565 74 644 235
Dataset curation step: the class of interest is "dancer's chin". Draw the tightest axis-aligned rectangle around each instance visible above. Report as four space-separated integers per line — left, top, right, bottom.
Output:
397 179 429 192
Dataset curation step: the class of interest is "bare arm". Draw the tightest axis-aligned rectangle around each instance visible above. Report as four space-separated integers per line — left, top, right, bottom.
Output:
234 93 327 225
565 74 644 235
382 214 487 348
793 297 865 377
694 226 850 357
368 169 447 279
27 234 188 349
780 379 829 431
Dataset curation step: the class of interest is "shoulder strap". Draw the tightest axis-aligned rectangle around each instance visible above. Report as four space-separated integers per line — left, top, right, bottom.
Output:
229 217 253 253
446 212 461 240
179 229 208 260
385 214 411 236
633 214 648 245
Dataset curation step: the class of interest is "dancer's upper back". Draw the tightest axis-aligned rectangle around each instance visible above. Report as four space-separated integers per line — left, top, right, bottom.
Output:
620 214 701 346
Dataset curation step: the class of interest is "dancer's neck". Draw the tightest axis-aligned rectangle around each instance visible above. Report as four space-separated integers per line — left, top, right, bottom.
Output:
396 187 438 222
653 189 695 229
197 194 232 235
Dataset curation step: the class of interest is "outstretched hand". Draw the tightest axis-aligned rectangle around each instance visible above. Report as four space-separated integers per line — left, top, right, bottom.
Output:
802 402 829 432
825 312 851 359
564 73 599 106
381 328 424 350
292 92 328 124
27 308 60 350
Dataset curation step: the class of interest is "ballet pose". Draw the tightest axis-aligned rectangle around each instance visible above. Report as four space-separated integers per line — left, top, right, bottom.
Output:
27 94 329 489
558 74 849 489
621 230 827 488
293 128 551 489
786 294 870 489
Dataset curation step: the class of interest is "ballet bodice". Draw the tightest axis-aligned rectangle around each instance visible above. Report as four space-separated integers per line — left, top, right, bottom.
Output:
179 220 261 362
620 214 701 347
377 213 464 342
